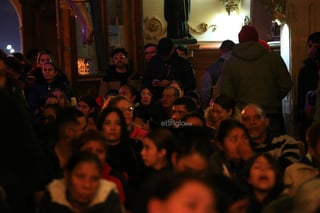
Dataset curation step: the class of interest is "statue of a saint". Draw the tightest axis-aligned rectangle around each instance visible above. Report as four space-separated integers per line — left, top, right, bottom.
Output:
164 0 190 39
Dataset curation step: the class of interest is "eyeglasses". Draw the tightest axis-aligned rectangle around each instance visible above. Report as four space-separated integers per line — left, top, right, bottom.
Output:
119 106 134 113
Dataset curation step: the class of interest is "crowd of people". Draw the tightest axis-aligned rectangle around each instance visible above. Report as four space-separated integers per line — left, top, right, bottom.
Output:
0 25 320 213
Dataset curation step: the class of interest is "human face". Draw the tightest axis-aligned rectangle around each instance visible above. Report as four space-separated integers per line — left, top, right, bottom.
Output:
52 90 66 107
307 41 319 59
101 112 122 145
140 88 152 106
141 137 165 170
74 116 88 138
112 52 127 68
240 106 268 141
119 86 135 102
211 103 232 129
42 107 57 124
42 63 57 82
173 153 208 174
77 101 94 117
222 127 250 162
171 105 188 121
0 60 6 88
45 97 58 106
80 140 106 164
150 181 216 213
116 99 134 126
248 156 276 192
65 162 100 205
145 46 157 63
39 54 52 70
162 89 177 109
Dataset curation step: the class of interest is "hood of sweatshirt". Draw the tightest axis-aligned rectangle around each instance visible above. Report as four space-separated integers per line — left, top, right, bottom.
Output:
232 41 268 61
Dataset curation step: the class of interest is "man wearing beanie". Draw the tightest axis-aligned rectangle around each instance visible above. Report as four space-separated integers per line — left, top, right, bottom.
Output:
220 25 292 135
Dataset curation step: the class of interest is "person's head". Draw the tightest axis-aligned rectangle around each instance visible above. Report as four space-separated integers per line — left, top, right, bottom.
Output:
171 97 197 122
42 104 61 125
307 32 320 59
64 151 102 206
219 40 235 54
144 43 157 63
175 46 188 59
157 37 174 59
216 119 251 163
96 107 128 145
240 104 269 144
306 123 320 167
77 129 108 164
105 96 134 127
36 49 54 70
244 153 284 202
42 61 58 83
111 48 128 68
5 56 23 80
172 127 213 174
133 172 216 213
77 95 98 118
45 94 59 106
161 86 179 109
211 94 235 129
119 84 137 103
141 128 176 170
238 25 259 43
184 90 202 110
51 88 71 108
169 80 184 97
56 108 87 142
209 174 249 213
182 113 206 127
140 87 153 106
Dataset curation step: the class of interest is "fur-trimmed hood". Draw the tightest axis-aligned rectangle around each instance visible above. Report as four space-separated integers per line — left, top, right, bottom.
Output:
47 179 117 210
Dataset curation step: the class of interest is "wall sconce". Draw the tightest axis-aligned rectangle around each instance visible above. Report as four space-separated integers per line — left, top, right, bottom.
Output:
189 23 217 34
220 0 240 15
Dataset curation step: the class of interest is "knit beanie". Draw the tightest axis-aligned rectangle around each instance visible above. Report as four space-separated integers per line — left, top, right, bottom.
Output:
238 25 259 43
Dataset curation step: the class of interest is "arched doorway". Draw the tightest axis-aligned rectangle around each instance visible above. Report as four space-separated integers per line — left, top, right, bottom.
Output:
0 0 22 54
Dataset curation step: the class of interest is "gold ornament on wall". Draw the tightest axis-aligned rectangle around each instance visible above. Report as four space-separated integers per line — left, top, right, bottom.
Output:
189 23 217 34
144 17 165 43
259 0 286 23
220 0 241 15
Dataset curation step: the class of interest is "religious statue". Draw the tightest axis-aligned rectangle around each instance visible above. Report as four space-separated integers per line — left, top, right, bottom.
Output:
164 0 190 39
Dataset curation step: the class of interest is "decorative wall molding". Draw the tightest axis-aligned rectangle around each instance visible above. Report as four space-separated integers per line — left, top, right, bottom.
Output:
143 16 166 43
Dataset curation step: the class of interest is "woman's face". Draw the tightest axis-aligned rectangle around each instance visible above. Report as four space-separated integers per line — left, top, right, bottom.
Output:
52 90 66 107
173 153 208 174
150 181 216 213
116 99 133 126
102 112 122 144
39 54 52 70
248 156 276 192
42 63 57 82
222 127 250 162
65 161 100 205
80 140 106 164
211 104 232 128
141 137 165 170
140 88 152 106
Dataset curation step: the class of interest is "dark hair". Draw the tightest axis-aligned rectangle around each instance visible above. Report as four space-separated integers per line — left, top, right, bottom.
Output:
111 48 128 58
244 153 285 203
308 32 320 44
144 43 157 50
217 119 249 144
79 95 98 109
157 37 174 56
77 129 108 152
219 40 236 52
163 86 180 98
145 128 177 163
66 151 103 173
307 122 320 149
182 112 206 127
173 97 197 113
175 45 188 55
213 94 236 116
315 46 320 68
96 107 128 141
120 84 138 97
55 108 85 137
132 171 214 213
6 56 23 74
175 127 213 161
